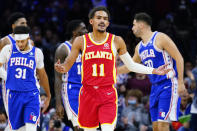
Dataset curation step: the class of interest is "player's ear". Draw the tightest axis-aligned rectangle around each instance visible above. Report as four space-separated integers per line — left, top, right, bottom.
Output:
89 19 93 25
12 24 15 31
72 31 77 37
139 22 144 29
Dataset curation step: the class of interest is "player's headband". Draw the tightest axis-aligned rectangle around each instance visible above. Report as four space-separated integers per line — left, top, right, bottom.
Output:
14 34 29 40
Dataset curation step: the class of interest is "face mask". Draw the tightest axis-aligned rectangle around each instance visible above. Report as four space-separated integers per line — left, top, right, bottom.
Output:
0 123 7 129
128 100 137 105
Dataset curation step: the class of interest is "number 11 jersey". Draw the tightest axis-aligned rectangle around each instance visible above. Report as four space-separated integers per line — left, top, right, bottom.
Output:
82 33 116 86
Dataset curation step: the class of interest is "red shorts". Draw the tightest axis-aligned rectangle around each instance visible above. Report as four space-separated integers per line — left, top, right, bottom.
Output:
78 85 118 128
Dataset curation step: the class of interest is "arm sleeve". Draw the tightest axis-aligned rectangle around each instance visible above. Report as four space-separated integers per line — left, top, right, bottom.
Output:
0 67 7 80
0 45 11 64
119 52 154 74
35 48 44 69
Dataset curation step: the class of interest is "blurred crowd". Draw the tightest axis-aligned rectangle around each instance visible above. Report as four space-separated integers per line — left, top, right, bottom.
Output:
0 0 197 131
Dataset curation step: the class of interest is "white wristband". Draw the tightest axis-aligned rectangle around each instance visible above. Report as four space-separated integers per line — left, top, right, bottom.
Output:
119 52 154 74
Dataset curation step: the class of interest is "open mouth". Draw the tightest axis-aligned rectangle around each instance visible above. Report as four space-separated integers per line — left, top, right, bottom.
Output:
98 24 105 27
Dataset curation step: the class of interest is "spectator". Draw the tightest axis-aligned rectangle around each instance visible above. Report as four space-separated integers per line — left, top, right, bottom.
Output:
116 84 126 129
184 61 196 93
126 73 151 96
139 96 152 131
190 57 197 131
172 92 192 131
117 89 145 131
0 109 7 131
42 112 73 131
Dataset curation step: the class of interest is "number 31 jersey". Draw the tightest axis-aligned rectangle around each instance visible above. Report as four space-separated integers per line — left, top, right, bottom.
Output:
6 43 38 91
82 33 116 86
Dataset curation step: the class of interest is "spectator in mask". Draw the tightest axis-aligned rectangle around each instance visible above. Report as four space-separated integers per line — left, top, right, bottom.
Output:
117 89 144 131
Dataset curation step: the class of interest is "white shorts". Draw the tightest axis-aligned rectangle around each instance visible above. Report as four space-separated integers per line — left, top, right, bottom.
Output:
61 83 79 127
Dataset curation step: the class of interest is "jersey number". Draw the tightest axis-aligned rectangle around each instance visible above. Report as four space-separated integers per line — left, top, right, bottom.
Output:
15 68 26 79
144 60 153 67
92 64 104 76
77 64 81 75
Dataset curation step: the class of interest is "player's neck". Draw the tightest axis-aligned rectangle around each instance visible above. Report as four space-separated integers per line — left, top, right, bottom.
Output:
141 30 153 44
91 31 107 43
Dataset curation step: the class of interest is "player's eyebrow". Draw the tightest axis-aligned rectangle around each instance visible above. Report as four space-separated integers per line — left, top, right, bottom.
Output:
96 15 108 20
103 16 108 19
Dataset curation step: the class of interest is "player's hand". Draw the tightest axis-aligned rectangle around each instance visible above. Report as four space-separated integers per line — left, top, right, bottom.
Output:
55 59 66 73
178 81 187 97
42 96 51 113
153 64 171 75
56 104 64 119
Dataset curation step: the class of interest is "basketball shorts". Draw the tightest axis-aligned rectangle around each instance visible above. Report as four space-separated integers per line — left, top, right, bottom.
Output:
150 78 181 122
7 89 40 130
78 85 118 129
62 82 82 126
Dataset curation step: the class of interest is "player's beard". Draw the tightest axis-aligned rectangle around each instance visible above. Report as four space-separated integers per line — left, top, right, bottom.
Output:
20 43 28 51
97 29 105 33
19 47 25 51
133 30 141 38
97 23 106 33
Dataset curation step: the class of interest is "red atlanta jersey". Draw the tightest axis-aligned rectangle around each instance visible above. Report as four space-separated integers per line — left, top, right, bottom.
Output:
81 33 117 86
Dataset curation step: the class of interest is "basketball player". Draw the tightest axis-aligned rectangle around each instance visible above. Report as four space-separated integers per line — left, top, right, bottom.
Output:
0 12 33 51
0 12 30 131
55 6 170 131
0 26 51 131
54 20 87 131
118 13 187 131
0 12 34 117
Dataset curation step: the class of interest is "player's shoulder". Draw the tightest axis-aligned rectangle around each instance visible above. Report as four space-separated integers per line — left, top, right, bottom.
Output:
113 35 124 43
57 42 67 49
73 36 85 49
35 47 43 54
55 42 68 53
0 35 10 41
156 32 170 40
1 44 12 54
0 36 6 41
0 36 11 46
54 42 69 59
155 32 173 47
3 44 12 50
75 35 84 42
